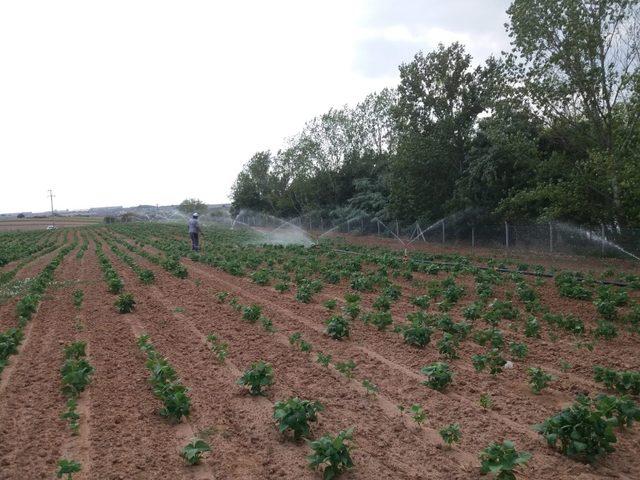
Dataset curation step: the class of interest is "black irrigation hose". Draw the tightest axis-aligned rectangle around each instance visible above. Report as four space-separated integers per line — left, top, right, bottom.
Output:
327 248 632 288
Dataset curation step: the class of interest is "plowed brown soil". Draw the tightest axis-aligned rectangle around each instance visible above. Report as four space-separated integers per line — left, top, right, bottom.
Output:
0 228 639 480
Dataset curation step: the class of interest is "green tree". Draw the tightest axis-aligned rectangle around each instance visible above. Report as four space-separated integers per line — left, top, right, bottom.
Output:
178 198 208 215
506 0 640 224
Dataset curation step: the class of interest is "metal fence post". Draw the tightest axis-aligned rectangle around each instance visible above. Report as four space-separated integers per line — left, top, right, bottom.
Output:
441 220 445 243
505 221 509 249
377 220 380 236
471 226 475 249
549 222 553 253
395 219 399 237
601 224 606 256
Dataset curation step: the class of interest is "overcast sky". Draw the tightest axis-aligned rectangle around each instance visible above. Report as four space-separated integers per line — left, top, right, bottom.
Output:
0 0 511 214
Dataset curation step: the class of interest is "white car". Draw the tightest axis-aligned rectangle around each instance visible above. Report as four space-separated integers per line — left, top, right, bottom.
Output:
46 225 57 230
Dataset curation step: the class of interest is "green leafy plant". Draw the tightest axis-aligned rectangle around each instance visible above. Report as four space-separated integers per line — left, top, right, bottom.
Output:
480 393 493 410
411 295 430 309
421 362 453 391
273 397 324 440
593 366 640 395
307 428 354 479
56 459 81 479
206 333 228 363
479 440 531 480
399 321 432 347
362 379 378 395
114 293 135 313
316 352 332 367
325 315 350 340
180 438 211 465
439 423 461 447
237 361 274 395
409 404 427 424
323 299 337 310
60 398 80 435
242 304 262 323
437 333 459 359
528 367 555 394
473 349 506 375
335 359 356 378
508 342 528 360
593 320 617 340
534 396 617 463
275 281 290 293
524 317 540 338
72 289 84 308
215 291 228 303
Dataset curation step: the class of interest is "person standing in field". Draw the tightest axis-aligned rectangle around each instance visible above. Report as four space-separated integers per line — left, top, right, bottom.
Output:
188 212 202 251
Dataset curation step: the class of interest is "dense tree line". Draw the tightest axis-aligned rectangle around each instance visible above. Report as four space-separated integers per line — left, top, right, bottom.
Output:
232 0 640 227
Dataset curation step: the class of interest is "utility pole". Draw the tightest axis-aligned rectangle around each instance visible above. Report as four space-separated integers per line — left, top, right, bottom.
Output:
47 189 55 227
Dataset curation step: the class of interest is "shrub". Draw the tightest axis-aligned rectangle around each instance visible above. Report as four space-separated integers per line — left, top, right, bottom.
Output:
307 428 354 479
273 397 324 440
479 440 531 480
421 362 453 391
181 438 211 465
237 361 273 395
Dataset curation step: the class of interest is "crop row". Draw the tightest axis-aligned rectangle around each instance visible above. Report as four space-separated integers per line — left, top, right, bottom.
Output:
0 240 77 374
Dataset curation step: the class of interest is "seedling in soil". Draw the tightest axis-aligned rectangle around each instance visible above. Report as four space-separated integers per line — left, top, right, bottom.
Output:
215 291 228 303
362 379 378 395
528 367 555 394
273 397 324 441
307 428 354 479
72 289 83 308
237 361 274 395
289 332 302 345
56 459 81 479
524 317 540 338
260 316 276 332
323 299 337 310
437 333 459 359
60 398 80 435
181 438 211 465
325 315 350 340
299 340 312 353
316 352 332 367
242 304 262 323
114 293 135 313
480 393 493 410
559 360 572 372
408 404 427 425
421 362 453 391
206 334 228 363
275 282 290 293
479 440 531 480
508 342 528 360
335 359 356 378
439 423 461 447
342 302 360 321
64 341 86 360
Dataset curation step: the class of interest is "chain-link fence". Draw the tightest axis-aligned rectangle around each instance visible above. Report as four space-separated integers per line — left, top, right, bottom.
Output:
224 211 640 260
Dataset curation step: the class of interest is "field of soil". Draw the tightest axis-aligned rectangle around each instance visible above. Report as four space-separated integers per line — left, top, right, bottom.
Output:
0 224 639 479
0 217 101 231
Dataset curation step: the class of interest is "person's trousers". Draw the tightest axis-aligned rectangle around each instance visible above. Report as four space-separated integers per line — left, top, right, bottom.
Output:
190 232 199 251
